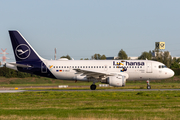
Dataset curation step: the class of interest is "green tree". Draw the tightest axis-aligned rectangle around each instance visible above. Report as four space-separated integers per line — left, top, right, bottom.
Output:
163 51 171 67
100 55 106 60
171 57 180 68
153 51 172 68
91 54 101 60
60 55 71 60
171 62 180 68
138 51 152 60
177 58 180 63
172 57 177 64
80 58 89 60
118 49 128 59
91 54 106 60
155 51 163 63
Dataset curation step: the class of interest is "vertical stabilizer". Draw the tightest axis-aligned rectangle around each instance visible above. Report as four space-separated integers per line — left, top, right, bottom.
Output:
9 31 43 62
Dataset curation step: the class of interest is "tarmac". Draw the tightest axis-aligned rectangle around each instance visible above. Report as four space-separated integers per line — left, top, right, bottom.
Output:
1 89 180 93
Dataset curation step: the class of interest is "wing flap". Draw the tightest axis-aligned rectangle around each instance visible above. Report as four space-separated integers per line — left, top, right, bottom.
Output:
73 69 113 78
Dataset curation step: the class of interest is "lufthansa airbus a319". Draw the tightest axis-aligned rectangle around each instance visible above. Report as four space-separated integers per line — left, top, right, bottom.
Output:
6 31 174 90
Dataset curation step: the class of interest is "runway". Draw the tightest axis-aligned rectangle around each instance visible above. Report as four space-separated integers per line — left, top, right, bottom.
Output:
0 89 180 93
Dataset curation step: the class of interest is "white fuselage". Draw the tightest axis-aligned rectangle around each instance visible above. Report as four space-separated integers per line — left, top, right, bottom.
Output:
43 59 174 81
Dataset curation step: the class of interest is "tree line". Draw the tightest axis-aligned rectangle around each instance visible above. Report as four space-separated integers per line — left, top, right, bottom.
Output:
60 49 180 69
1 48 179 78
0 67 39 78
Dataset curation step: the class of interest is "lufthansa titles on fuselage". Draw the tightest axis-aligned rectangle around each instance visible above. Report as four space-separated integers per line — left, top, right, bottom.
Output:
113 61 145 66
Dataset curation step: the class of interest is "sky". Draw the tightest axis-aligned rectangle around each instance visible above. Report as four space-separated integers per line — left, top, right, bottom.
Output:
0 0 180 63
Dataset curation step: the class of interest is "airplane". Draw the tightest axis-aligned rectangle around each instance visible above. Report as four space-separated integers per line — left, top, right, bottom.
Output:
6 31 175 90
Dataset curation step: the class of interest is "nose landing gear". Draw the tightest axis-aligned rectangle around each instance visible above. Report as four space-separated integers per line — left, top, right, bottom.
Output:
147 80 151 89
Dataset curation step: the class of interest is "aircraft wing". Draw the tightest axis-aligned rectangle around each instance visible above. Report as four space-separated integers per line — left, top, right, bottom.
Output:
73 69 113 78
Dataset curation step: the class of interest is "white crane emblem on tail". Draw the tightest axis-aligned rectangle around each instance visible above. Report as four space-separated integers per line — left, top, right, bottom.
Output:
15 44 31 59
17 49 29 55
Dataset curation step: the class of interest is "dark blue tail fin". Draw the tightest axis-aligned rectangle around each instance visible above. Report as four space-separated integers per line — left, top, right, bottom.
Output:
9 31 42 62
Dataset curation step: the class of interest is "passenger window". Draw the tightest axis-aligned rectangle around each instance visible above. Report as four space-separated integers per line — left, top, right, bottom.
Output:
99 66 101 68
91 66 93 68
102 66 104 68
72 66 74 68
56 66 58 68
67 66 69 68
83 66 85 68
94 66 96 68
109 66 111 68
62 66 63 68
97 66 98 68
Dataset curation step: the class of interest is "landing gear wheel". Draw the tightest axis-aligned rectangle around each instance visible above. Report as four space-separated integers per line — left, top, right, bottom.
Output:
147 80 151 89
147 85 151 89
90 84 96 90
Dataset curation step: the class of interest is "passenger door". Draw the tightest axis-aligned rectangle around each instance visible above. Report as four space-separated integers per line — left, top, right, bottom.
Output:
41 62 47 73
146 62 152 73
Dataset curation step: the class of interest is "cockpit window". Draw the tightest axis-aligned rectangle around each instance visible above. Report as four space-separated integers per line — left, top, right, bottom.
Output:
162 65 167 68
159 65 167 68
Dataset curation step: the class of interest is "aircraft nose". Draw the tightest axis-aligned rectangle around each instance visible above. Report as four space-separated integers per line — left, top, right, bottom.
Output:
169 69 175 77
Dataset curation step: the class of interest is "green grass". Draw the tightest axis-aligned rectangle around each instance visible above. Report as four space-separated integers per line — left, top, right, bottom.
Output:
1 76 180 89
0 77 93 87
0 91 180 119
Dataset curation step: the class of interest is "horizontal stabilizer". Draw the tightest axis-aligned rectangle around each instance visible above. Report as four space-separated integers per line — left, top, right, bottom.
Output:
9 63 32 68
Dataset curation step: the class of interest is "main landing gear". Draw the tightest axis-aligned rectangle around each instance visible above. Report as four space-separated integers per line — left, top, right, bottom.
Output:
90 84 96 90
90 80 98 90
147 80 151 89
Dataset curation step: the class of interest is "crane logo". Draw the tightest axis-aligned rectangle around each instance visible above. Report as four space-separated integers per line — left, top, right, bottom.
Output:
15 44 31 59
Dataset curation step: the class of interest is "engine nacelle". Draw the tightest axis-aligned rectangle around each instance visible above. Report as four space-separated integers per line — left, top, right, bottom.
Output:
108 75 126 87
73 74 88 81
101 73 127 87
